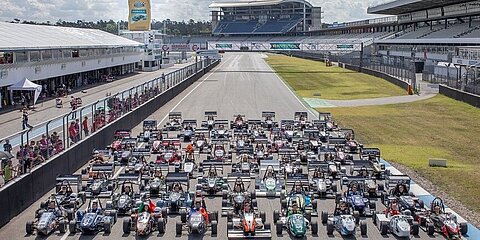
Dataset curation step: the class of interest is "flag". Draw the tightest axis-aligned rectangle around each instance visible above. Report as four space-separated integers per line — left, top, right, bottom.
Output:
148 200 156 213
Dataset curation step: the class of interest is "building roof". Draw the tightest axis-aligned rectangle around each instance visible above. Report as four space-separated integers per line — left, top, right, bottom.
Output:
375 38 480 45
210 0 313 8
368 0 472 15
0 22 142 51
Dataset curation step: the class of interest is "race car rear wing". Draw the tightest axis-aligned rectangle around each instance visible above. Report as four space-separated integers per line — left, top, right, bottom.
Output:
165 172 189 184
90 163 114 174
286 173 309 187
261 111 276 118
93 149 112 158
194 128 209 135
294 111 308 120
341 175 369 188
143 120 158 130
307 160 330 171
204 111 217 117
114 130 131 137
280 120 294 127
259 159 281 171
117 173 140 183
247 119 261 126
201 159 225 167
385 174 411 188
278 148 298 156
318 112 332 122
121 137 138 146
182 119 197 126
168 112 182 119
226 172 252 183
362 148 381 159
237 148 254 155
56 174 82 192
253 137 269 144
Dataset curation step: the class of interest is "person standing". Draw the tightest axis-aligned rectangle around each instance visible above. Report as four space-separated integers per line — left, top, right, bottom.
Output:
74 119 80 142
70 96 77 120
3 139 12 153
22 109 33 130
82 116 89 136
68 121 78 145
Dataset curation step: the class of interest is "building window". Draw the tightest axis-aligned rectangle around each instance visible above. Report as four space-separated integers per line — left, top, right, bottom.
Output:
72 50 79 58
30 51 41 62
16 52 28 62
42 50 52 60
0 52 13 64
35 66 41 74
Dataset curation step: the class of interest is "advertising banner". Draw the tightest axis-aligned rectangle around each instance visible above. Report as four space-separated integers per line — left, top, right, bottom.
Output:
128 0 151 31
161 44 199 52
215 43 233 50
270 42 301 50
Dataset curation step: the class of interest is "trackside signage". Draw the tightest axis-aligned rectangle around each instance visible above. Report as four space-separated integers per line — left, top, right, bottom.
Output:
161 44 199 52
270 42 301 50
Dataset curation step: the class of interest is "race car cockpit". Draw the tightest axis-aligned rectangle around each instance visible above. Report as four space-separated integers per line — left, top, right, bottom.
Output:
233 178 246 193
335 201 351 216
263 165 277 180
346 182 363 196
207 166 218 178
392 182 409 197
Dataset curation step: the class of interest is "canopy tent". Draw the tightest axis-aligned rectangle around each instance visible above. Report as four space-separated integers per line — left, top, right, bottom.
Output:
7 78 43 105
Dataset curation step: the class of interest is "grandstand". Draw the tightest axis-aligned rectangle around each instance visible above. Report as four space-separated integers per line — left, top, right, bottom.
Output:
210 0 322 35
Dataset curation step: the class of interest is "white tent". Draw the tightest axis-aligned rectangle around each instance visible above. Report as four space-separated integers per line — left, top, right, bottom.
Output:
8 78 43 105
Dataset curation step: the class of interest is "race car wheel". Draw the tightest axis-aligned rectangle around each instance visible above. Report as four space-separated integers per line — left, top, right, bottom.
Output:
380 221 388 235
180 210 187 223
332 184 337 193
176 221 182 236
264 222 271 230
67 209 74 221
373 212 378 225
195 184 202 191
273 210 280 223
161 208 168 223
306 212 312 222
276 222 283 235
222 191 228 200
260 211 266 223
353 211 360 225
360 220 367 236
227 221 233 230
158 218 166 234
227 211 233 222
255 184 259 190
221 199 228 207
460 222 468 235
312 200 318 212
211 220 218 236
412 221 419 236
40 201 46 209
427 223 435 236
123 218 131 234
281 199 287 209
104 219 111 234
321 211 328 224
252 199 258 208
59 220 66 233
327 220 334 235
69 200 77 209
25 221 33 235
36 209 45 219
311 220 318 235
69 220 76 234
250 192 256 199
377 183 384 191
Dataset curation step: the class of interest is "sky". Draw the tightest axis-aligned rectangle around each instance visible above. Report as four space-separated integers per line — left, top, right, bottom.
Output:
0 0 392 24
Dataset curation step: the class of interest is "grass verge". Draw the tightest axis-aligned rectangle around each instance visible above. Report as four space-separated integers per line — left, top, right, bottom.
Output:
265 54 406 100
318 95 480 212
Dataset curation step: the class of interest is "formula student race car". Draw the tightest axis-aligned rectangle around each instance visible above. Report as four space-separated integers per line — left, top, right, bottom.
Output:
231 114 247 129
255 161 285 198
196 160 228 195
273 192 318 237
156 172 194 215
54 175 86 212
177 120 197 142
69 199 117 234
227 200 271 239
261 111 277 129
164 112 183 131
122 202 167 236
176 200 218 236
416 197 468 239
321 200 367 236
340 180 376 217
82 164 116 198
26 196 68 236
373 200 419 237
222 173 256 216
201 111 217 130
108 173 143 216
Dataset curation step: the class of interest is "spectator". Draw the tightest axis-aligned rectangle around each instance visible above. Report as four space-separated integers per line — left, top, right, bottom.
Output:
82 116 89 136
22 109 33 130
70 96 77 119
3 139 12 153
39 135 49 159
74 119 80 141
68 121 78 145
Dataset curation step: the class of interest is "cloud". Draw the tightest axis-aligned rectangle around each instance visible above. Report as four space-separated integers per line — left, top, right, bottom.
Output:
0 0 393 23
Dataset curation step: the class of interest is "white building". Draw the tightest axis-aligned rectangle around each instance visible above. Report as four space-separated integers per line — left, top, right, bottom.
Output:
0 22 143 107
119 30 165 71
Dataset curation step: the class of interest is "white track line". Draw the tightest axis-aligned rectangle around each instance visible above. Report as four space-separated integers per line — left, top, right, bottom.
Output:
156 56 233 127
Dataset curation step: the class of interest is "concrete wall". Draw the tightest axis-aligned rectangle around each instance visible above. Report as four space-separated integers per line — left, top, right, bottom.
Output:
439 84 480 108
0 61 219 227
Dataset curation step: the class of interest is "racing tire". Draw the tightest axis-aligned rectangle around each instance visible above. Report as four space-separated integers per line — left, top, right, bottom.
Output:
255 184 259 190
227 221 233 230
353 211 360 225
306 212 312 222
264 222 271 230
252 199 258 208
326 220 334 235
180 210 187 223
222 191 228 200
78 192 86 203
380 221 388 235
360 220 367 236
195 184 202 191
311 220 318 235
67 209 74 221
198 166 203 173
321 211 328 224
81 168 87 175
372 212 378 225
104 219 112 234
250 192 256 199
40 201 46 209
158 218 166 234
418 200 425 209
273 210 280 223
221 198 227 207
176 221 182 236
111 210 118 223
332 184 337 193
69 220 76 234
276 222 283 235
412 221 419 236
69 200 77 209
260 211 266 223
123 218 131 234
161 208 168 223
377 183 384 191
460 222 468 235
369 202 376 211
427 223 435 236
281 199 287 209
312 199 318 212
26 221 34 235
211 220 218 236
59 220 67 233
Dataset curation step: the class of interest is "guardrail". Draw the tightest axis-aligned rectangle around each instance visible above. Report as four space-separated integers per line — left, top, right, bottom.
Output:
439 84 480 108
0 58 212 187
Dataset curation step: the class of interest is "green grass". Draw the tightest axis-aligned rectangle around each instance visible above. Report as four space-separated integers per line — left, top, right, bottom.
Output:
265 54 406 100
317 95 480 212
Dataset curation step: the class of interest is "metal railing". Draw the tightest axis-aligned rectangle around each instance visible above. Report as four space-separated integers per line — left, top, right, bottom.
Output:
0 58 214 186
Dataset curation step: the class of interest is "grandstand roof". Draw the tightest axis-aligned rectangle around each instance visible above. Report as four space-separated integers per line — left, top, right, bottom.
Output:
368 0 472 15
376 38 480 45
210 0 313 8
0 22 142 51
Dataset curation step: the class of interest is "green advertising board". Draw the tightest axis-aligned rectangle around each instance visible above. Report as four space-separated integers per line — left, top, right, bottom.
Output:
270 42 300 50
216 43 233 49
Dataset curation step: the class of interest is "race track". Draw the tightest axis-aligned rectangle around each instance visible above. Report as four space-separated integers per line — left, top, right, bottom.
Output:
0 52 456 239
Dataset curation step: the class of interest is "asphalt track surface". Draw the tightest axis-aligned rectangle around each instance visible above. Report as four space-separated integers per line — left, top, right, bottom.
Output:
0 52 451 239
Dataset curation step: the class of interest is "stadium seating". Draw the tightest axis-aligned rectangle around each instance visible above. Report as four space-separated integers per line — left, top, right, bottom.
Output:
213 15 303 35
392 21 480 40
